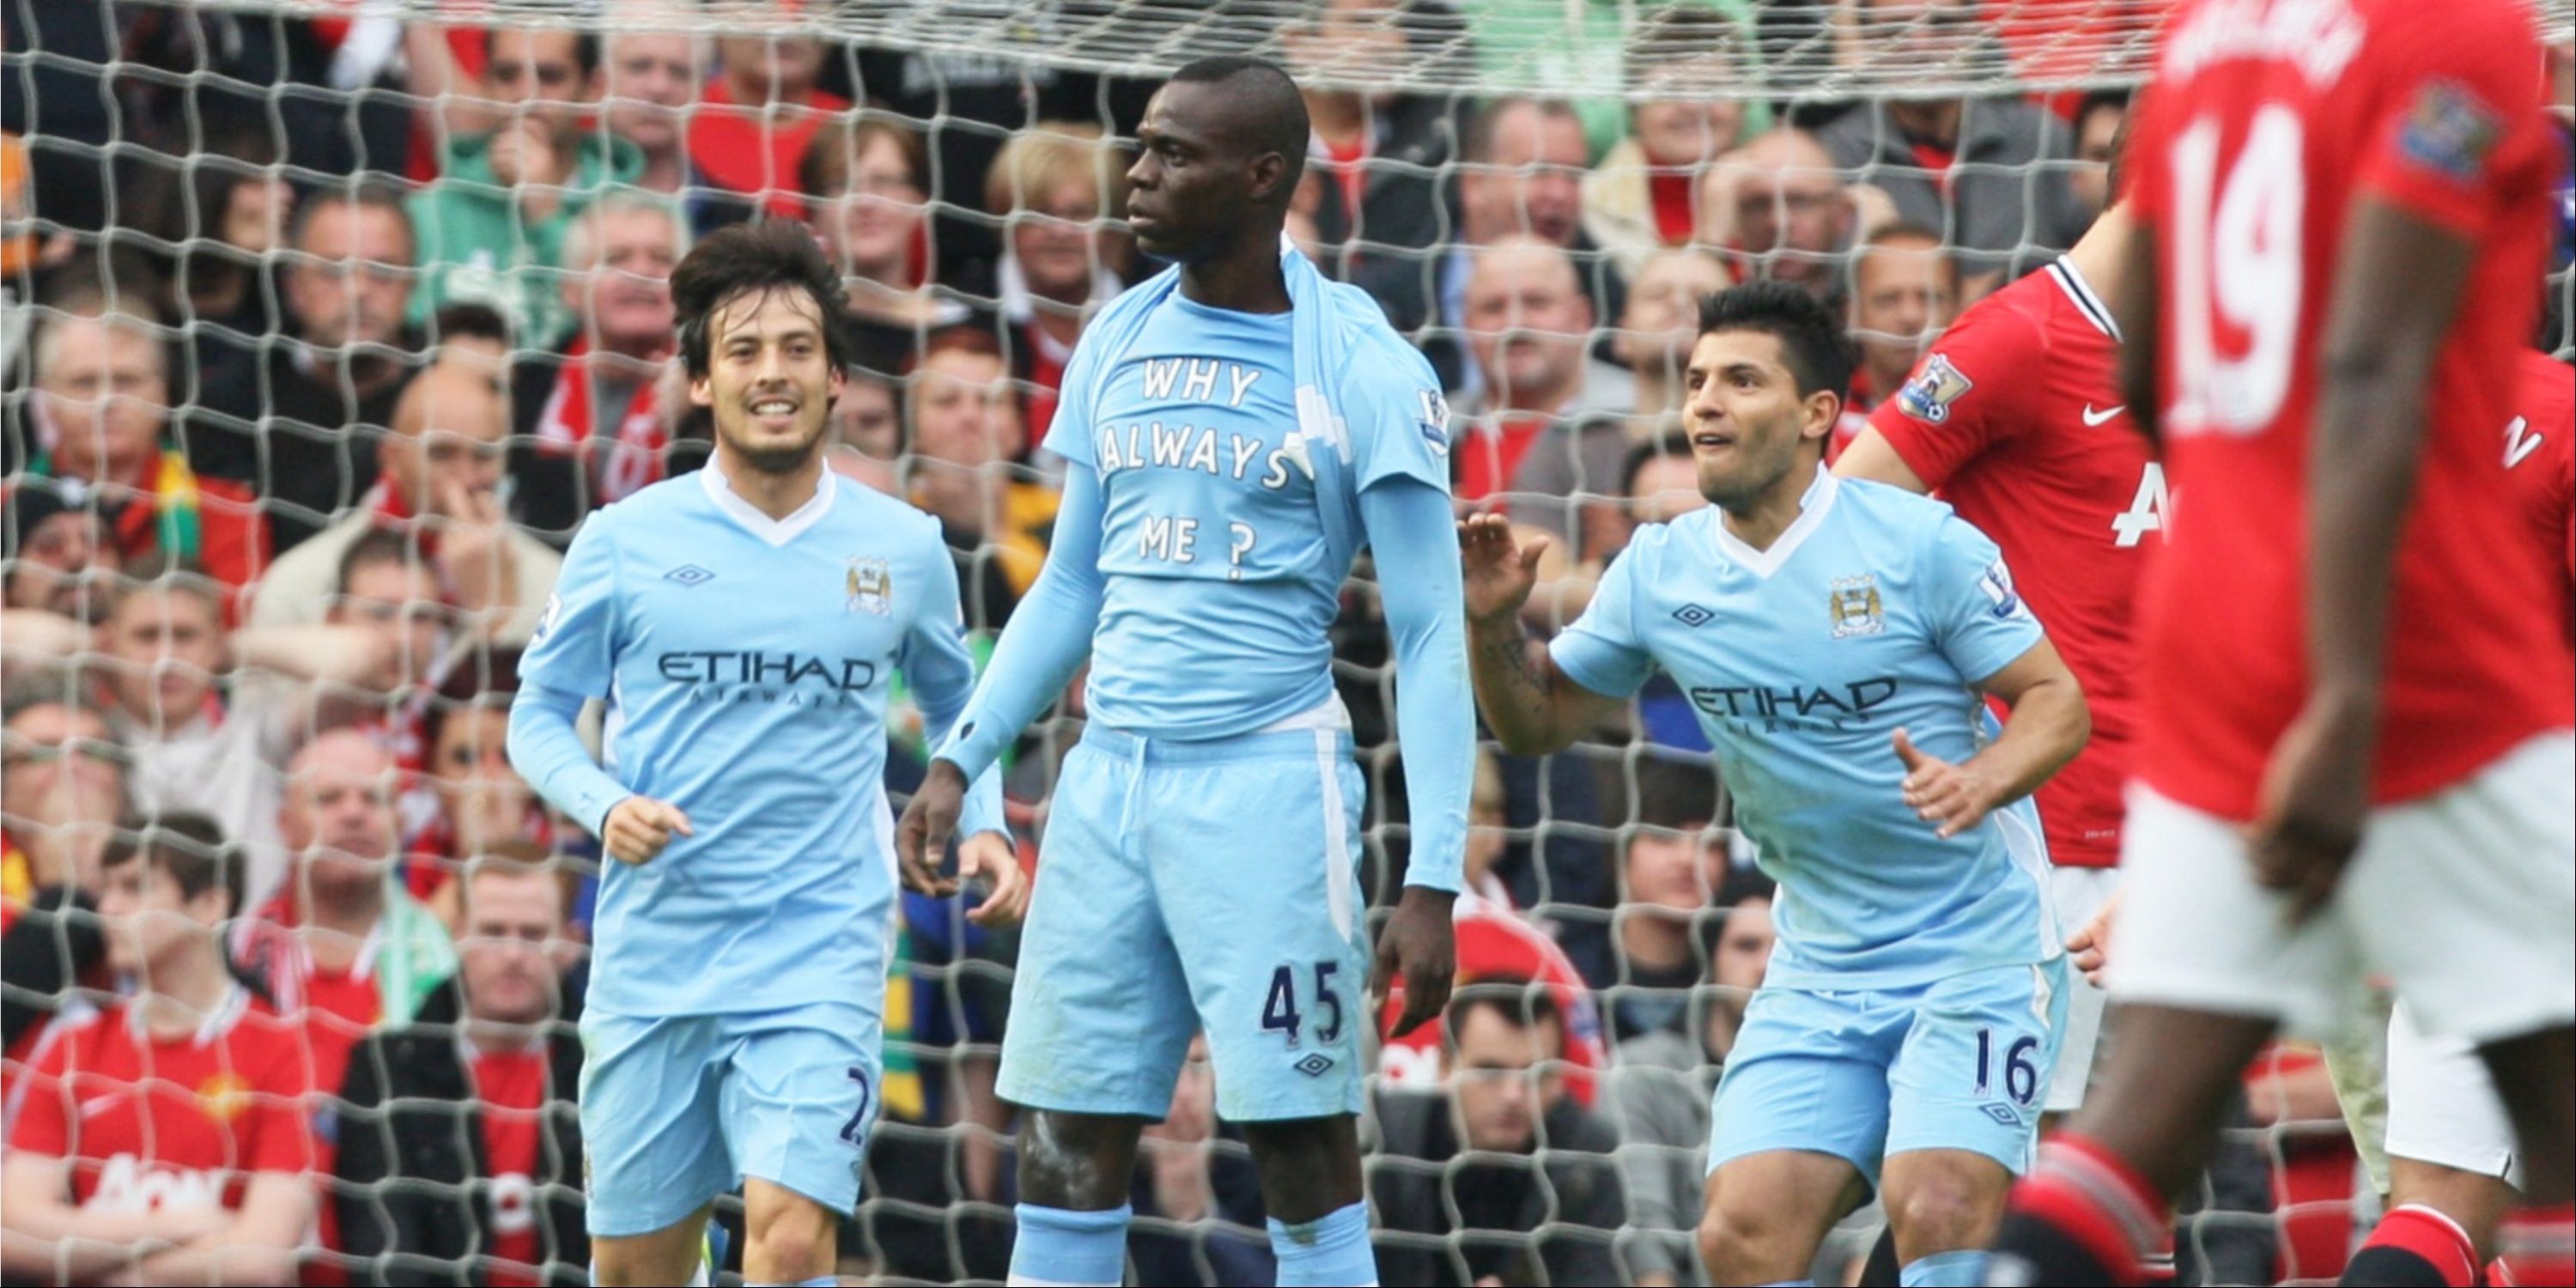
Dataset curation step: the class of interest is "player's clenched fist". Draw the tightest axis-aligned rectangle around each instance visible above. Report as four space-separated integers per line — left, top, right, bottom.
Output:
603 796 693 865
1891 727 1999 840
1459 513 1547 625
896 759 967 896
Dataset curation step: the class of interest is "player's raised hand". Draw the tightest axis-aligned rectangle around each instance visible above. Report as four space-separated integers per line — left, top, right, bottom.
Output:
2250 695 2372 923
1892 727 1997 840
1459 513 1546 626
603 795 692 865
957 829 1030 927
1370 885 1458 1038
896 759 969 896
2064 886 2120 987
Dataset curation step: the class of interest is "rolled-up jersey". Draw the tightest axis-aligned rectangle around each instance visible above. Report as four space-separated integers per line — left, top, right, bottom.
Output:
1550 471 2059 989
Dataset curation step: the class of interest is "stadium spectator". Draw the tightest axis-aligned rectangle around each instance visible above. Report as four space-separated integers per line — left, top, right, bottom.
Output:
411 651 549 909
1450 236 1637 558
0 696 127 929
2066 90 2129 222
985 123 1128 439
1606 757 1725 1042
1 814 317 1288
1583 8 1759 280
1607 868 1776 1287
1613 247 1736 425
687 26 854 220
1843 224 1957 434
827 368 903 495
92 576 293 862
598 23 750 236
233 728 457 1090
3 478 124 645
250 360 564 647
1444 100 1626 386
1370 983 1628 1285
143 127 292 378
188 184 424 554
905 329 1057 631
1699 127 1868 306
1377 750 1614 1103
25 290 270 598
1814 1 2092 293
1283 0 1462 313
334 851 587 1287
510 193 686 541
804 114 982 381
1131 1036 1277 1286
409 27 642 347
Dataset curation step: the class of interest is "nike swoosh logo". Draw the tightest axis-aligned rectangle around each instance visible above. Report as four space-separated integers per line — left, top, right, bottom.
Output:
2081 404 2126 427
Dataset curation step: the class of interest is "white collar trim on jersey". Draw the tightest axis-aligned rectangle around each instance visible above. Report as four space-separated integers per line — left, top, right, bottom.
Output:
124 982 252 1048
699 459 837 548
1710 465 1838 580
2048 257 2121 342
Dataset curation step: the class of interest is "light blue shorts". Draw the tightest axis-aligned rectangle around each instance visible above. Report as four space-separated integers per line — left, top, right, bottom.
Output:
1707 959 2069 1189
579 1000 880 1237
996 724 1370 1123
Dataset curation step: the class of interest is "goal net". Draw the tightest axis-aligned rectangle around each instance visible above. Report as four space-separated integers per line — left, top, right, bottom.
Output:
3 0 2570 1283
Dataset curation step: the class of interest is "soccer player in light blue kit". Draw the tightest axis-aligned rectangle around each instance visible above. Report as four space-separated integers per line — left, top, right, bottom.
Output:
896 57 1473 1288
505 222 1024 1286
1462 282 2093 1288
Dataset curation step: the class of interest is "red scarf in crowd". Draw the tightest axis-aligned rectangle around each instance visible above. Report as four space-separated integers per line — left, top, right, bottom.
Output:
533 336 671 504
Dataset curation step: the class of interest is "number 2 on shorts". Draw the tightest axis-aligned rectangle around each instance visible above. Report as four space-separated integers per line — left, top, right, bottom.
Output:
838 1066 874 1145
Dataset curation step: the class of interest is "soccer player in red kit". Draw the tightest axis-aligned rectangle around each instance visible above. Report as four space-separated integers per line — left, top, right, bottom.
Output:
1985 0 2575 1284
1837 167 2158 1127
2507 346 2574 635
0 815 318 1285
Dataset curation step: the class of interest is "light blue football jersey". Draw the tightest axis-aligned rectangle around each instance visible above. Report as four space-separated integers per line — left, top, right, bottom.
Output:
519 466 988 1018
1050 290 1449 738
1551 470 2061 989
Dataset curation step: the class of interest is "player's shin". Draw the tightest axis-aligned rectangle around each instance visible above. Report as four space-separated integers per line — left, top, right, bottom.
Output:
1006 1203 1132 1288
1267 1200 1377 1287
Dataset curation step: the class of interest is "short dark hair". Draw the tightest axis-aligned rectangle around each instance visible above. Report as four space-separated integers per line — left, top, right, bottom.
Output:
430 301 512 349
1461 96 1581 166
1621 429 1698 497
669 220 858 380
288 180 415 258
337 526 422 596
1443 978 1564 1054
100 812 242 917
1168 55 1311 202
482 23 600 80
1698 279 1858 400
1626 754 1722 834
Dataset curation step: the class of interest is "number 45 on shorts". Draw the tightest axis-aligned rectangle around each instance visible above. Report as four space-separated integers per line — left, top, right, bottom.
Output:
1261 962 1345 1049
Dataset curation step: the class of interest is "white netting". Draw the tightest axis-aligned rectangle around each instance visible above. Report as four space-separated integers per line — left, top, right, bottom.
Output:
3 0 2573 1283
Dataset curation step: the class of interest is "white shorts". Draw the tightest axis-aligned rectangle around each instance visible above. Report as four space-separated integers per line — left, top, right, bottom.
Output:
2044 865 2122 1114
2108 733 2575 1045
2385 999 2521 1186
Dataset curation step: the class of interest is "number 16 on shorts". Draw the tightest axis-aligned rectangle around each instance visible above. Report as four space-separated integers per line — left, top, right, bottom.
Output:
1261 961 1345 1050
1975 1028 2043 1109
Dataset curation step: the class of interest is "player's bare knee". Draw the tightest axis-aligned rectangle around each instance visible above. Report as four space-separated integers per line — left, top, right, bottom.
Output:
1884 1158 2009 1255
1698 1194 1804 1283
1017 1111 1144 1209
747 1208 836 1279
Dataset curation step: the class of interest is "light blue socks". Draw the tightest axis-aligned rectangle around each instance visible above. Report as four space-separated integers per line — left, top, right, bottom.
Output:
1268 1200 1377 1287
1007 1202 1131 1287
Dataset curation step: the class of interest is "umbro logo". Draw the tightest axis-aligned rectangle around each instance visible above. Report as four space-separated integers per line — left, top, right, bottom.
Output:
665 565 714 586
1980 1103 2024 1127
1292 1053 1336 1078
1672 604 1715 628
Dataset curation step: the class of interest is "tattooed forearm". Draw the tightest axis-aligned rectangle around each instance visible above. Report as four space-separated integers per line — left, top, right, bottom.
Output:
1466 616 1585 754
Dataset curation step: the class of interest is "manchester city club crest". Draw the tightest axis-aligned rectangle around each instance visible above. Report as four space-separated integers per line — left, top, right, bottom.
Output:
846 556 891 616
1829 574 1886 639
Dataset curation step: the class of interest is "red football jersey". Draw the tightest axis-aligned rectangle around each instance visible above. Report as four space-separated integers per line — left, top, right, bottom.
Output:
470 1046 550 1288
2125 0 2571 819
2505 348 2575 640
5 989 315 1217
1866 257 2158 869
